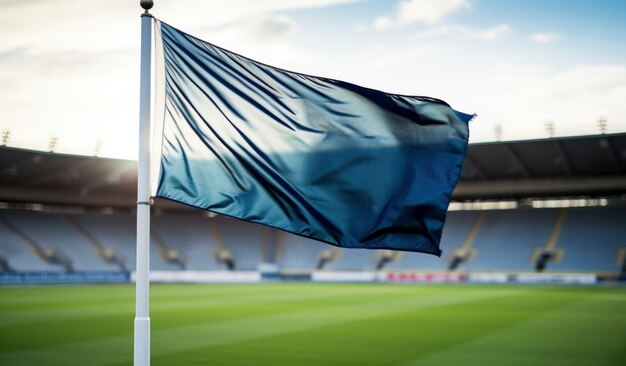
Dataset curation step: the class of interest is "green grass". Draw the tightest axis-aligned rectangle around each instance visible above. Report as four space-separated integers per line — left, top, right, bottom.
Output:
0 284 625 366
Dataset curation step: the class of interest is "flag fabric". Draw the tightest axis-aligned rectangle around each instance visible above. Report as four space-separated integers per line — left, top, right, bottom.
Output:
153 20 473 256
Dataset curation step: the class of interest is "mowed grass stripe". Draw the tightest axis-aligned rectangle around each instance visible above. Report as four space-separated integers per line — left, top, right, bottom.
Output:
0 285 512 366
1 285 624 366
0 284 318 310
0 284 289 309
0 284 406 327
0 285 134 306
0 285 413 350
405 292 626 366
158 288 577 366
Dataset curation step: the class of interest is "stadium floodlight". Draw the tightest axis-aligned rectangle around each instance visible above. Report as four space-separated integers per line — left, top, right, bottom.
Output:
1 129 10 145
545 121 555 138
94 141 102 157
48 136 58 152
598 117 608 134
494 123 503 141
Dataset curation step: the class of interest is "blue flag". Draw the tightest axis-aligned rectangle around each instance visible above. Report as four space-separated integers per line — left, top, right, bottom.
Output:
153 21 473 255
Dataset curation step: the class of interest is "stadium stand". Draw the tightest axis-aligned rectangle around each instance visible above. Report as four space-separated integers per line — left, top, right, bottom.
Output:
462 209 560 271
551 206 625 272
151 213 226 270
0 255 12 272
0 133 625 277
0 210 103 271
151 230 187 270
0 207 625 273
70 213 138 269
323 247 374 271
0 212 64 272
277 233 325 270
212 216 264 271
66 215 128 270
386 211 479 270
619 248 626 275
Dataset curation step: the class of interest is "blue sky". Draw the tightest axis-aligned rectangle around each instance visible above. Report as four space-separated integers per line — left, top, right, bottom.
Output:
0 0 624 159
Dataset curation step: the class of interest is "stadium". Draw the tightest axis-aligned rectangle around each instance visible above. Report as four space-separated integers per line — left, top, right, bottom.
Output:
2 1 626 365
1 133 626 278
1 132 625 365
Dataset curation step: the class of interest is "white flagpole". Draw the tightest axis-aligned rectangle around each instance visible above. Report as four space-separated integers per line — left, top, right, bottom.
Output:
135 1 153 366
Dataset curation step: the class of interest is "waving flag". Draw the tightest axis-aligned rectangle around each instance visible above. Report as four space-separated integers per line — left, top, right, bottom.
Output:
153 21 473 255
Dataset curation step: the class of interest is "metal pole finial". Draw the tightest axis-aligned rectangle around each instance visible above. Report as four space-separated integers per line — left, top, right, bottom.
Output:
140 0 154 14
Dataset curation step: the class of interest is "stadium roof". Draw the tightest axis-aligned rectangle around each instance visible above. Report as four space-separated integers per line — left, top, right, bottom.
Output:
1 133 625 208
458 133 626 199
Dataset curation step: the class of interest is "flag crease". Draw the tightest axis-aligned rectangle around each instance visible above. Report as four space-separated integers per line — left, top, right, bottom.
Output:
153 20 473 255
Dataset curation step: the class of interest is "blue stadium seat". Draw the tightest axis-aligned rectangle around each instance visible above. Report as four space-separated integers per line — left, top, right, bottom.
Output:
151 214 226 270
279 233 327 270
1 206 624 273
0 211 63 271
552 207 625 272
464 209 559 271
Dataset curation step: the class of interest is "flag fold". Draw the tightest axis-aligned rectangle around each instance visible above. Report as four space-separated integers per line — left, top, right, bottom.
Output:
154 20 473 255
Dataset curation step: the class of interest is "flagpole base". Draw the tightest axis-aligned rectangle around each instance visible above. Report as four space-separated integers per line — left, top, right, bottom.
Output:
134 317 151 366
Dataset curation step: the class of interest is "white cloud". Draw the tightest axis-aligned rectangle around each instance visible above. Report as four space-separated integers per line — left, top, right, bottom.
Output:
0 0 360 159
415 23 510 42
466 23 509 41
0 0 623 158
373 16 393 30
277 48 626 143
398 0 470 25
209 14 297 46
251 15 296 40
353 22 367 32
374 0 470 29
531 32 562 44
466 64 626 141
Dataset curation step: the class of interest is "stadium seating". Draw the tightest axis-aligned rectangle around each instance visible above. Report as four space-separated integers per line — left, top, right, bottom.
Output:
212 216 264 270
0 210 119 271
463 209 560 271
280 211 481 271
279 233 327 270
72 213 180 271
0 211 64 272
551 207 625 272
151 214 226 270
385 211 479 270
1 206 625 273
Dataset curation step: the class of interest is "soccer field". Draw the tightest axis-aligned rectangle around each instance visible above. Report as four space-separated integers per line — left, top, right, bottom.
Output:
0 284 625 366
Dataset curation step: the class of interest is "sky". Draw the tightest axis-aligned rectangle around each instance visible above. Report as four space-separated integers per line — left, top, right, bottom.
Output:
0 0 625 160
